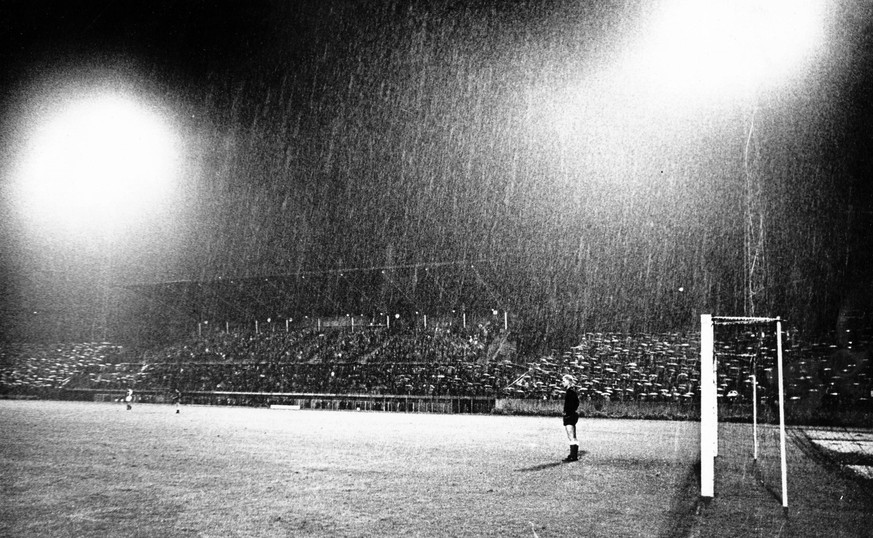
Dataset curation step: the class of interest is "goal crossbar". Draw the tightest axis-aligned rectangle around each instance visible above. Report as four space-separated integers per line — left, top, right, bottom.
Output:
712 315 781 325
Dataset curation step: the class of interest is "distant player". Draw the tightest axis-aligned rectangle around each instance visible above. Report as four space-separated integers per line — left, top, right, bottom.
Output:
124 388 134 411
172 388 182 413
561 374 580 462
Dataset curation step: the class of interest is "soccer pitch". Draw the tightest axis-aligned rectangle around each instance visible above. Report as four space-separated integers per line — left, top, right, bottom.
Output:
1 401 870 537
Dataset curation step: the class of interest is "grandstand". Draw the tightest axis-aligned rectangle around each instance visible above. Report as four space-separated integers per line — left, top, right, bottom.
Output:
2 315 870 425
1 251 871 422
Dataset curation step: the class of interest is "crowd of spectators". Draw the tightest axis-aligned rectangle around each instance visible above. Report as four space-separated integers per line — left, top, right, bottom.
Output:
1 325 870 408
507 332 701 402
0 342 132 393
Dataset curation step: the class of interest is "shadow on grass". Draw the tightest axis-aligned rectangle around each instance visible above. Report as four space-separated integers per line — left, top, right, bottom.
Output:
751 460 785 505
515 451 589 472
657 460 702 538
789 427 873 500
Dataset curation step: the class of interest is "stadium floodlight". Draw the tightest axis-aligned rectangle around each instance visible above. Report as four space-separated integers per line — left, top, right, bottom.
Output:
627 0 826 104
700 315 788 507
10 86 181 237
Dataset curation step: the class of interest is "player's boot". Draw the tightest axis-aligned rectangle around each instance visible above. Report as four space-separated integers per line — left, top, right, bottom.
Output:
563 444 578 462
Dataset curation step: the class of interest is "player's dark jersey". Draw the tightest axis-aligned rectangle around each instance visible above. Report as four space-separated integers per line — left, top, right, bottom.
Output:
563 387 579 416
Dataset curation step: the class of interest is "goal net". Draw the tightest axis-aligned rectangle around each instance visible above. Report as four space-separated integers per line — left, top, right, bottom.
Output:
700 314 788 507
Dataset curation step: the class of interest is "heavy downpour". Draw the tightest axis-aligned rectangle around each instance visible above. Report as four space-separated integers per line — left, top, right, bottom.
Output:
0 2 871 411
4 4 873 536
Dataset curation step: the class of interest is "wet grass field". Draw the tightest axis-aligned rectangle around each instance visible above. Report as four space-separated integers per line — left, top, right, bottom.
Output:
1 400 870 537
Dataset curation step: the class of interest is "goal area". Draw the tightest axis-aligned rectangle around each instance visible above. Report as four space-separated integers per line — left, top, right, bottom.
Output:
699 314 788 507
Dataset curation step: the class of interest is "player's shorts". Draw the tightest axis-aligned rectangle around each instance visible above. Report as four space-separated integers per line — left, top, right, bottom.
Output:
125 396 132 403
562 412 578 426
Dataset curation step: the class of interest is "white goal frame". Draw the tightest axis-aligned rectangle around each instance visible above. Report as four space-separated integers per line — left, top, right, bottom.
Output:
700 314 788 507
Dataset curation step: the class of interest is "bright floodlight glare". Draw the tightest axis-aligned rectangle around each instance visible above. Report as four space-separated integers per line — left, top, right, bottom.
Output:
629 0 826 101
14 91 179 235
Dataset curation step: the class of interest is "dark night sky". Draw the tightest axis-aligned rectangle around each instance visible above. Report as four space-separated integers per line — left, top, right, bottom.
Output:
1 0 872 343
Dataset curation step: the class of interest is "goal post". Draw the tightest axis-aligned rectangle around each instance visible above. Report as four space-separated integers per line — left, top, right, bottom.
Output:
700 314 716 499
699 314 788 508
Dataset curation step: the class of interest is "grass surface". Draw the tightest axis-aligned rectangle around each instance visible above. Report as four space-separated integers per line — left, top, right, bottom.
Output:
1 401 871 537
